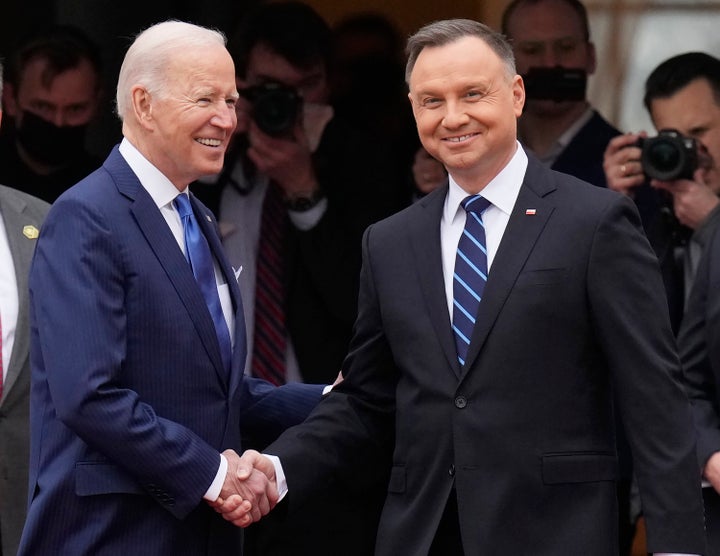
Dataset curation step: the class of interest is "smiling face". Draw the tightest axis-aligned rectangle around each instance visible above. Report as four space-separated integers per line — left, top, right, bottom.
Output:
408 35 525 192
140 43 238 190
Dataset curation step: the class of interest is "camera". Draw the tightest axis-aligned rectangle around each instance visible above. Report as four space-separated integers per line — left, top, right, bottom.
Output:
238 82 302 136
638 129 698 181
522 67 587 102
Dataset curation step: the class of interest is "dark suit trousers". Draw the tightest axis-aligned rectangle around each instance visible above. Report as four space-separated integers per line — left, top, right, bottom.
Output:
704 488 720 556
429 490 464 556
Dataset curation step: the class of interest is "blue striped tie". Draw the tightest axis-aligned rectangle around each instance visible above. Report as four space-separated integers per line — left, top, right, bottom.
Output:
452 195 492 366
175 193 233 377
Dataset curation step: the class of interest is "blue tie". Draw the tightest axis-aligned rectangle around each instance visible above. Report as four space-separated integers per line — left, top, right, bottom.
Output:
452 195 492 366
174 193 232 375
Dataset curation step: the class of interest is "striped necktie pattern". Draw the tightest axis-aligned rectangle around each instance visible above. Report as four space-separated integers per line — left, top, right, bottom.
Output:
452 195 492 366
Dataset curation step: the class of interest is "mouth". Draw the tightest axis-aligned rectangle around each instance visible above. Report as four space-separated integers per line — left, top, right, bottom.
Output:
443 132 479 143
195 138 223 147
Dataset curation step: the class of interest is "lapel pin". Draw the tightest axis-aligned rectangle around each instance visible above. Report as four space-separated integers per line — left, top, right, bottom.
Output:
206 215 212 222
525 209 537 215
23 225 40 239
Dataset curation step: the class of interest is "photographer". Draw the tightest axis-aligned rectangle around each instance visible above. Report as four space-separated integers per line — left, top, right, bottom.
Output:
604 53 720 307
191 2 403 554
614 53 720 556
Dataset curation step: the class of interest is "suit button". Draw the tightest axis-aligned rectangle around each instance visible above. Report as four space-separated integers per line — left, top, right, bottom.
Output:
454 396 467 409
449 464 455 477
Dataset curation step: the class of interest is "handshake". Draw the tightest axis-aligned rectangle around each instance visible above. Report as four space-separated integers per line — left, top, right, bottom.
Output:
208 449 278 528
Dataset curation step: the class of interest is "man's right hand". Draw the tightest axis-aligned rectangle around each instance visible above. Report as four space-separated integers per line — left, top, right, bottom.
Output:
704 452 720 494
603 132 647 196
209 449 279 527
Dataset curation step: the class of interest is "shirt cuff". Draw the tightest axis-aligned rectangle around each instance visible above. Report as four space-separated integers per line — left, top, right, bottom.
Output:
203 453 228 501
264 454 288 502
288 197 327 230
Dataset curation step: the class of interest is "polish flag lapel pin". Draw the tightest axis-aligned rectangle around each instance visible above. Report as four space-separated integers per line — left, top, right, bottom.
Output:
525 208 537 215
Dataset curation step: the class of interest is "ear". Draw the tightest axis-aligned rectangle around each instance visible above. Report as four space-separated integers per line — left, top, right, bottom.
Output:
131 85 154 130
512 74 525 118
2 83 19 117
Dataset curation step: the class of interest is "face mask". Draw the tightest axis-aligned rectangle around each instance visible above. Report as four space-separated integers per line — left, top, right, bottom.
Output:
16 110 88 167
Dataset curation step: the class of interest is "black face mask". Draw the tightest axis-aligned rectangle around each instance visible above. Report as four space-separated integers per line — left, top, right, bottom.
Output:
522 67 588 102
16 110 88 167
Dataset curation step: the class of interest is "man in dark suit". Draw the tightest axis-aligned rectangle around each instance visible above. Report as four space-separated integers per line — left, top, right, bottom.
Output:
679 220 720 556
17 20 323 556
502 0 620 189
0 63 50 556
219 19 706 555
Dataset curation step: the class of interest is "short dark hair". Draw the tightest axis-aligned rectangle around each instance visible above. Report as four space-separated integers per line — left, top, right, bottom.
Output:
405 19 516 84
6 25 102 91
644 52 720 112
229 1 332 78
501 0 591 43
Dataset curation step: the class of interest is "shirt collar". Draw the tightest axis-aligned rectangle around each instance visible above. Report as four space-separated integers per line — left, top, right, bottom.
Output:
444 141 529 222
118 138 187 209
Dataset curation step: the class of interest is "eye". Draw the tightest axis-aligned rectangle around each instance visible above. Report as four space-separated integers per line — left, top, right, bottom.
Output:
226 98 237 108
556 39 580 54
465 90 483 100
517 42 543 57
197 97 212 106
422 97 442 108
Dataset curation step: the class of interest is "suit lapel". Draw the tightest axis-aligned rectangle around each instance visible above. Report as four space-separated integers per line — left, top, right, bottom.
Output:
409 185 463 378
462 160 556 376
191 193 247 395
0 194 41 397
105 149 229 386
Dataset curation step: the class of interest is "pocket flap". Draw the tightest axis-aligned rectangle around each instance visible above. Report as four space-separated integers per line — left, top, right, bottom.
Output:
75 461 145 496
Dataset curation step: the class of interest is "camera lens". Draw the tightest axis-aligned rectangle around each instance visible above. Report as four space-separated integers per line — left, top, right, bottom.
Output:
646 140 681 174
253 89 299 135
239 83 302 137
640 129 698 181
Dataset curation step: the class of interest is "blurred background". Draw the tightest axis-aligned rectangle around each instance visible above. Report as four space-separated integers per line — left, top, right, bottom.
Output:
1 0 718 162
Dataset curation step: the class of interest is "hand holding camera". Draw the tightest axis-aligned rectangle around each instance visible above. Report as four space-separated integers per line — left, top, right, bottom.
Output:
604 129 719 229
237 82 319 196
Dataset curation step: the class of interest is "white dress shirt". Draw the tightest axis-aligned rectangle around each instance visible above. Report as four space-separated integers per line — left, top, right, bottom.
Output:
440 142 527 317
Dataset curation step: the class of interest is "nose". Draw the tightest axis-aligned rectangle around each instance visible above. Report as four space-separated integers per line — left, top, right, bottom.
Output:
442 100 470 129
52 111 66 127
537 48 559 68
212 102 237 132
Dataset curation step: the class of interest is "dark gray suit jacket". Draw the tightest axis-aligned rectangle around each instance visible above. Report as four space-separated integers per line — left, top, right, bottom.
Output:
268 153 706 555
0 184 49 556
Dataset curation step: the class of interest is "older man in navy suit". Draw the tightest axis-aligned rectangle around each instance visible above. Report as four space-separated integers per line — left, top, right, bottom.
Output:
17 21 323 556
221 19 706 556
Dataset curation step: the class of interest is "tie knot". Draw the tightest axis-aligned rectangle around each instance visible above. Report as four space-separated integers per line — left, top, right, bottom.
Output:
461 194 491 215
174 193 192 218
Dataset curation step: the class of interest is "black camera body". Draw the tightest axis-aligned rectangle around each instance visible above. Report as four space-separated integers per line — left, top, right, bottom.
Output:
239 82 302 137
638 129 698 181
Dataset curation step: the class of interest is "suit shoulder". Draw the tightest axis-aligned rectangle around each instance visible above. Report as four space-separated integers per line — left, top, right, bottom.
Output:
0 183 51 218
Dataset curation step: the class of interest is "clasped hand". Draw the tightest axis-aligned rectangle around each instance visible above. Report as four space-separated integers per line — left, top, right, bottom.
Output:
208 449 279 528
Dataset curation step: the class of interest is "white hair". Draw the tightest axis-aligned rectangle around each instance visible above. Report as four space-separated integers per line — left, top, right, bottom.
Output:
115 20 226 120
